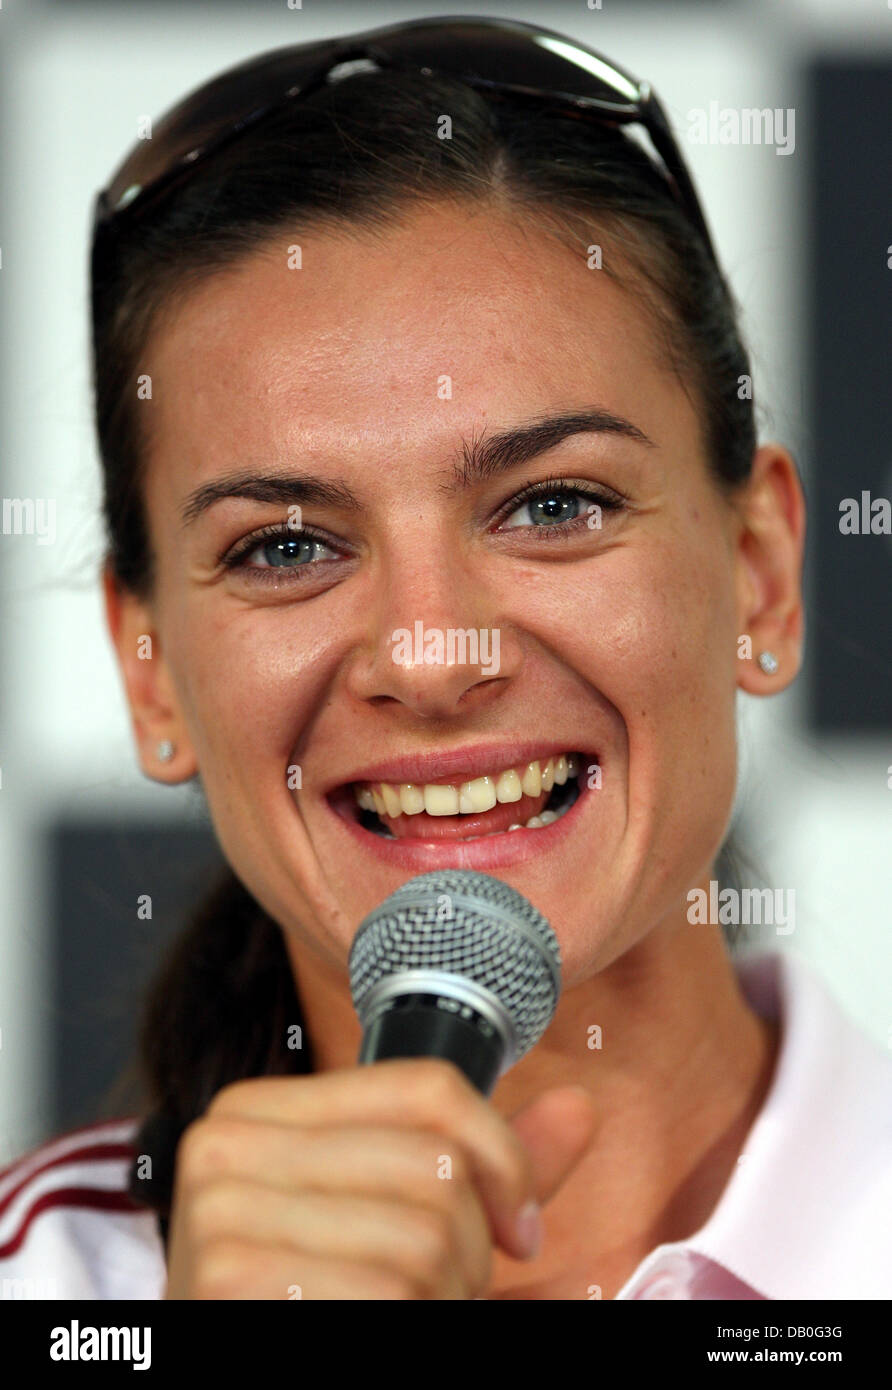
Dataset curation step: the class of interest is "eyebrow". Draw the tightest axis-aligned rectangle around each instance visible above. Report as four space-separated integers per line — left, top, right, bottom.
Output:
179 407 654 527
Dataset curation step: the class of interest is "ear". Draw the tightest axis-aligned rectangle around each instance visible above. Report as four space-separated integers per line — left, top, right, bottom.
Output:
733 443 806 695
102 562 198 782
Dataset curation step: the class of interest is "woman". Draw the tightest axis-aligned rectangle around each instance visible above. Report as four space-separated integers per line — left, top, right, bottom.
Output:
2 16 889 1301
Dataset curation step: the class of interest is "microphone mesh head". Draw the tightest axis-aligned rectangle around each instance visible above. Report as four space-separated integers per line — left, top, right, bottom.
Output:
349 870 561 1063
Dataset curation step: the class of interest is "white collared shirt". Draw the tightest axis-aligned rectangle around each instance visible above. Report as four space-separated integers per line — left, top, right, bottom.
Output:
2 949 890 1299
616 949 892 1299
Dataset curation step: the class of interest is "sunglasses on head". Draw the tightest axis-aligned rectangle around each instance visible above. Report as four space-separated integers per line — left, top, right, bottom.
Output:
90 14 719 296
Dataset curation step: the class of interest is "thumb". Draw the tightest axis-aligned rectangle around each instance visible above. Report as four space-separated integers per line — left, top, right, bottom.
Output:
508 1084 597 1208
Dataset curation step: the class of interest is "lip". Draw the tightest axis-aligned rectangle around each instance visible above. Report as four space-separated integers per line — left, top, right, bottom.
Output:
324 757 596 871
322 739 591 793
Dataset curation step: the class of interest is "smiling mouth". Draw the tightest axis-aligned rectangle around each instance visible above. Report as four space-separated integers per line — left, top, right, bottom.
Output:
332 751 588 842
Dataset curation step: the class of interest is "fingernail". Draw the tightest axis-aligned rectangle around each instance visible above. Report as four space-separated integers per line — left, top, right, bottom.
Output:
514 1200 543 1259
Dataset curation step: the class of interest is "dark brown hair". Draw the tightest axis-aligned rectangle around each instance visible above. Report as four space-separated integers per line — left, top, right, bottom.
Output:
92 67 758 1242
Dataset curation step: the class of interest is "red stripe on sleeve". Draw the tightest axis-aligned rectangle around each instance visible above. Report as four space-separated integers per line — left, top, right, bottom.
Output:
0 1143 136 1220
0 1186 146 1259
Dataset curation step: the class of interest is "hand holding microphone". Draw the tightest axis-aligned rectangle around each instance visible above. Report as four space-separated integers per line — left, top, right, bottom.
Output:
163 872 595 1299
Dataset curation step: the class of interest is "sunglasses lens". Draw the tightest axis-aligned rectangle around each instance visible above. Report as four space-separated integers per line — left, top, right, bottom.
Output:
103 38 342 214
375 20 640 105
101 22 639 219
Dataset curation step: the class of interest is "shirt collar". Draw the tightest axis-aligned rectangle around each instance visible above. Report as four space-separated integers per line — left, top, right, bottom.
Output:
616 949 892 1300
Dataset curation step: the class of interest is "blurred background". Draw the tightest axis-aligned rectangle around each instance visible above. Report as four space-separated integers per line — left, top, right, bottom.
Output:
0 0 890 1162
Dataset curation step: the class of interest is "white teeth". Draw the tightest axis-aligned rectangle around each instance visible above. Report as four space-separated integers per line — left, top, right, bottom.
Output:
521 761 542 797
354 752 582 819
495 769 523 804
424 783 459 816
446 793 577 841
368 786 579 841
459 776 497 814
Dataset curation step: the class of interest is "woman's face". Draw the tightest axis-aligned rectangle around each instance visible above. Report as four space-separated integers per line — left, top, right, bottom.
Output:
110 200 800 989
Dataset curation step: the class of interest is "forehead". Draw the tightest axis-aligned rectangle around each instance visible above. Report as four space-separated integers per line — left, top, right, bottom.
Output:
142 200 689 485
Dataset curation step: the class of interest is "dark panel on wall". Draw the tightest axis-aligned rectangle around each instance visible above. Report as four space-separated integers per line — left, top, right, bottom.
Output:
807 59 892 731
48 820 225 1134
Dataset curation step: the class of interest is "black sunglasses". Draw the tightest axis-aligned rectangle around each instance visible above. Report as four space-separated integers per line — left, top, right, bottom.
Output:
91 14 719 300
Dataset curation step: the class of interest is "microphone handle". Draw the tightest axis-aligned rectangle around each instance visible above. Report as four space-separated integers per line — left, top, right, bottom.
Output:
358 991 504 1096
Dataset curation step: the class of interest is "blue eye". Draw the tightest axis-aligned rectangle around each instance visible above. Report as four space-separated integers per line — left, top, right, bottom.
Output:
221 478 625 587
499 483 623 532
223 525 341 580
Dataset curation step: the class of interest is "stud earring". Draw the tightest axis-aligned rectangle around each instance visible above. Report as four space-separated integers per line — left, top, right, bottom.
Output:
157 740 176 763
757 651 779 675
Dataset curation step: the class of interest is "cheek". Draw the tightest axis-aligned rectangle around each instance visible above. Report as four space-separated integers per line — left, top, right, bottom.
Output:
510 526 736 706
159 596 337 779
501 522 739 831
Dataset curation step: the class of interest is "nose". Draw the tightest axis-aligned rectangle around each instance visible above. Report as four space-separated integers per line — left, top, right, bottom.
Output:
344 547 522 720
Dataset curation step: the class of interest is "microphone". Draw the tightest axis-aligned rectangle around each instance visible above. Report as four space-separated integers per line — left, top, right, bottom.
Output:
348 870 561 1096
